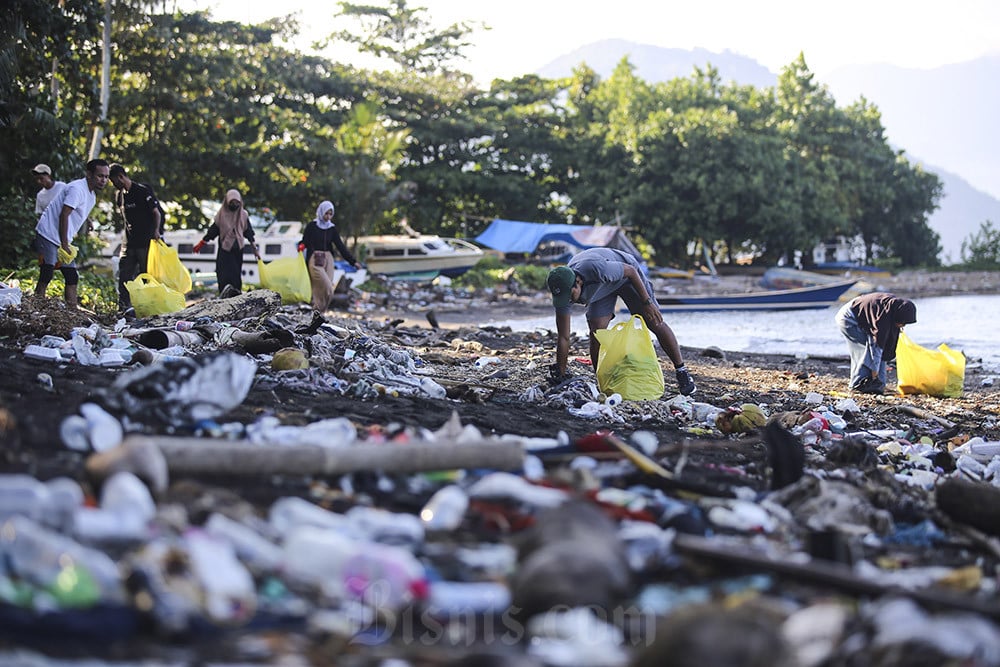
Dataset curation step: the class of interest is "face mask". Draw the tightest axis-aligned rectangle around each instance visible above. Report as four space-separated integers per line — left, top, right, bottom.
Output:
227 202 240 211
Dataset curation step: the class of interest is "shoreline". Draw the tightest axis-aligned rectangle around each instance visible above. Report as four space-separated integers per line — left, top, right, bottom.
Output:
358 268 1000 331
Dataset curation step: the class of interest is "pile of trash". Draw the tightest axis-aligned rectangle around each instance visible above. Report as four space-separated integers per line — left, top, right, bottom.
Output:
2 285 1000 666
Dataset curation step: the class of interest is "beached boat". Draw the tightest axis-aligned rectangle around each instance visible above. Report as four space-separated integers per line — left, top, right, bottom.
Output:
356 234 484 278
99 220 367 288
653 279 859 312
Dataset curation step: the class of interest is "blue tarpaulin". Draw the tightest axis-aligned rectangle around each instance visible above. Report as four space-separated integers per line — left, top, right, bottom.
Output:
475 219 643 262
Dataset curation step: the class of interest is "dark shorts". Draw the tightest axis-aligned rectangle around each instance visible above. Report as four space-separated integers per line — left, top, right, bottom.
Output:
586 277 656 319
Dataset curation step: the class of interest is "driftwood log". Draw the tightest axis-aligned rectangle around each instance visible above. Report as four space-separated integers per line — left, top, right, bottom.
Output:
142 289 283 328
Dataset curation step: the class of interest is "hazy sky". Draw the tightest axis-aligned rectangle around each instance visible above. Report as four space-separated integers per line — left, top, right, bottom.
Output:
193 0 1000 83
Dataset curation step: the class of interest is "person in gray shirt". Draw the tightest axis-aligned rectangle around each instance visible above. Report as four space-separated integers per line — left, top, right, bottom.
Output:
547 247 696 395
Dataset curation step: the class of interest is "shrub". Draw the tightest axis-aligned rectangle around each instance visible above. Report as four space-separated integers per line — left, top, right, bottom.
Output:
2 266 118 314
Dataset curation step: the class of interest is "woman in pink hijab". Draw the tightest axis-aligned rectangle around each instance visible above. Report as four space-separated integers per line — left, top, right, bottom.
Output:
193 189 260 295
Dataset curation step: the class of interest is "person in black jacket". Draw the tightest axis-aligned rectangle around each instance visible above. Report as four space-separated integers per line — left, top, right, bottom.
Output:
835 292 917 393
109 164 163 318
298 200 361 311
193 189 259 296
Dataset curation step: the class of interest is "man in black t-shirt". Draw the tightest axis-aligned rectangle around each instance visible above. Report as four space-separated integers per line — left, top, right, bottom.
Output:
109 163 163 318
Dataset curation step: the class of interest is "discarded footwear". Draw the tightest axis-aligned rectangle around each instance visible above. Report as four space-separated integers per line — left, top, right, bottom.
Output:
675 367 696 396
118 307 136 322
219 284 241 299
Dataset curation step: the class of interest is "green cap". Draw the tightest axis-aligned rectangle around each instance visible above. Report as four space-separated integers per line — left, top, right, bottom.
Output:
547 266 576 308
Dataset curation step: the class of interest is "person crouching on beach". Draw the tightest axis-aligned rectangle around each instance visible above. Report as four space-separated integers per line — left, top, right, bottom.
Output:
835 292 917 394
547 247 696 396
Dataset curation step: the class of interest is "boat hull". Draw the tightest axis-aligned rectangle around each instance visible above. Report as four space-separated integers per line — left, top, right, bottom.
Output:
653 279 859 312
98 223 367 289
358 235 483 278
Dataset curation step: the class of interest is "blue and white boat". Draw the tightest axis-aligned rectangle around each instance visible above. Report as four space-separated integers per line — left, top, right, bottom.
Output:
652 279 859 312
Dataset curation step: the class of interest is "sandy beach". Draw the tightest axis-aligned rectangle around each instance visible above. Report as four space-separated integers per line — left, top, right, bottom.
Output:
1 269 1000 664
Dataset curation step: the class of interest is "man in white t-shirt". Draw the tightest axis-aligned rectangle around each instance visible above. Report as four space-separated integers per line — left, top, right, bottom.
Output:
32 164 66 215
33 158 110 309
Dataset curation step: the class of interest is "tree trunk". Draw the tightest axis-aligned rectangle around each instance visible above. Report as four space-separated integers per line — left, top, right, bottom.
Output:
88 0 112 160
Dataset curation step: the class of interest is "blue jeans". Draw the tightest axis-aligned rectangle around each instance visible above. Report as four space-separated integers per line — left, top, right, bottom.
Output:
835 302 886 389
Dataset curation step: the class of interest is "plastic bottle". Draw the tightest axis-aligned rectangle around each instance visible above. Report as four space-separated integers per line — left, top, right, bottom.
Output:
281 526 427 609
205 512 283 572
0 475 82 532
419 485 469 532
44 477 85 532
345 505 424 548
79 403 123 452
466 472 569 509
0 515 125 606
184 528 257 624
425 580 511 616
268 496 350 537
473 356 500 368
0 475 51 526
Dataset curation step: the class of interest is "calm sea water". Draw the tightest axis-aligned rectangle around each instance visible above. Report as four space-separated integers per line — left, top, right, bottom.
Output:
489 294 1000 373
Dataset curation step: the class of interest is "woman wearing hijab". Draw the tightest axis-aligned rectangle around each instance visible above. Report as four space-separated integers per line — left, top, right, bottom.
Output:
299 200 361 312
193 189 259 295
835 292 917 394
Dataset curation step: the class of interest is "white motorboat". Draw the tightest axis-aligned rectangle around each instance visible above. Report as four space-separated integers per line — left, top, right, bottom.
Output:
99 220 367 288
356 233 484 278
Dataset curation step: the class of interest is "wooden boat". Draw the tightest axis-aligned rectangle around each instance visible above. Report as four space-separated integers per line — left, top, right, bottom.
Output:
357 234 484 278
653 279 859 312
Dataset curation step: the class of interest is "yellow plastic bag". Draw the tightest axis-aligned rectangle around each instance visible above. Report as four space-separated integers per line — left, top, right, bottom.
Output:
594 314 665 400
125 273 187 318
147 240 192 294
895 330 966 398
258 253 311 305
56 244 79 266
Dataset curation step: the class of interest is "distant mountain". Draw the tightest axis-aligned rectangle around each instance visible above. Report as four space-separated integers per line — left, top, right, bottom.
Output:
536 38 777 89
823 57 1000 202
926 164 1000 265
536 40 1000 264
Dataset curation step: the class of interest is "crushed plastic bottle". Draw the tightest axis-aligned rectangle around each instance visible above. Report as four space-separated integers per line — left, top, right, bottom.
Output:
346 505 424 548
419 485 469 532
425 580 511 616
282 525 427 609
205 513 283 573
185 528 257 624
0 515 125 607
473 356 500 368
269 496 351 537
467 472 569 509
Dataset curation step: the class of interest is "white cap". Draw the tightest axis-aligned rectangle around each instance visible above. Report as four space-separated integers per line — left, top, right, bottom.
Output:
32 164 52 176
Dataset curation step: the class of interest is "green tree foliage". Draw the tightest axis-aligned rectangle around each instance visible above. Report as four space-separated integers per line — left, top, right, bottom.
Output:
3 1 944 276
0 0 103 268
960 221 1000 269
330 0 482 76
103 9 364 228
331 100 411 239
